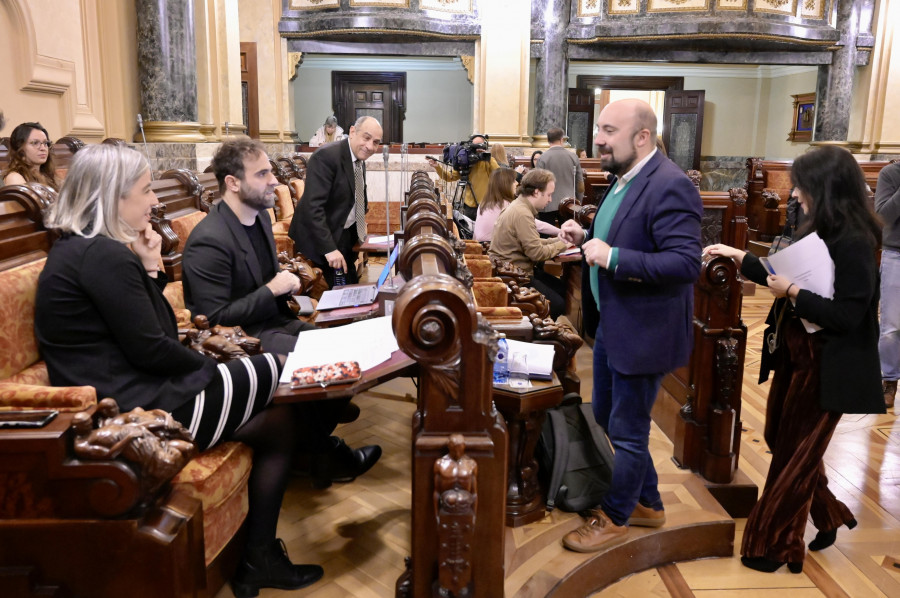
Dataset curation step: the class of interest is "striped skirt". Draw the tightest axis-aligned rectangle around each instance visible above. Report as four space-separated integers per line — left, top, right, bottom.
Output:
171 353 281 451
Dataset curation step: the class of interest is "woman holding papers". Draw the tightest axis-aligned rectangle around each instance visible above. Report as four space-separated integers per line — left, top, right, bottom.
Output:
705 145 884 574
34 145 324 595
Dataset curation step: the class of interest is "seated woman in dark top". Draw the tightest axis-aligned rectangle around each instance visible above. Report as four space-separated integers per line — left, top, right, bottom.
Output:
1 121 59 190
34 144 323 597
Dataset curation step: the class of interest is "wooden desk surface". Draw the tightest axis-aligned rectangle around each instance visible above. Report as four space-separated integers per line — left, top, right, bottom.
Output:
273 349 417 403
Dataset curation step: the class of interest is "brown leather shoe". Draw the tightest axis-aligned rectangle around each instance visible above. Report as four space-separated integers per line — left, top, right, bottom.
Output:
884 380 897 409
628 503 666 528
562 509 627 553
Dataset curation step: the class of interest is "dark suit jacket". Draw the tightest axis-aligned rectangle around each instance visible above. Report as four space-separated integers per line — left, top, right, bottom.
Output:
289 138 367 265
35 234 217 412
741 235 884 414
182 201 309 350
581 151 703 376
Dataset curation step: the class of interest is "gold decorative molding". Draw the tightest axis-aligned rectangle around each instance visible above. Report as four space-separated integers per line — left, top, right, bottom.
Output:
282 28 479 41
288 52 303 82
289 0 340 9
531 134 550 148
649 0 710 11
568 32 835 46
199 123 217 142
420 0 473 14
486 134 534 147
258 130 284 142
609 0 640 14
753 0 797 15
800 0 825 19
716 0 748 10
578 0 602 17
350 0 409 5
460 55 475 84
134 121 206 143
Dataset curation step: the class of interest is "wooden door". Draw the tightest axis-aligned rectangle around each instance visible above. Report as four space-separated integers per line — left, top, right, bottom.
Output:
662 90 705 171
239 42 259 139
567 88 595 154
332 72 406 143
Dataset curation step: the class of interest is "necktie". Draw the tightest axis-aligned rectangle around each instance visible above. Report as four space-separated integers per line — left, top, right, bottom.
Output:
354 160 367 240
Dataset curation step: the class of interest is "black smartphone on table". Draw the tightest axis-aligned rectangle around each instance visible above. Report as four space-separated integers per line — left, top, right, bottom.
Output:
0 409 59 429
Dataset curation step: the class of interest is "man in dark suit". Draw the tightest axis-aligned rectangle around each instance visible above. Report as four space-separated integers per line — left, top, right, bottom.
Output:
559 99 702 552
289 115 383 287
182 138 381 486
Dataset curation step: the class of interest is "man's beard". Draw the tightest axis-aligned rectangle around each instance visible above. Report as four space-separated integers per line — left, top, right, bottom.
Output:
599 144 637 176
240 183 275 211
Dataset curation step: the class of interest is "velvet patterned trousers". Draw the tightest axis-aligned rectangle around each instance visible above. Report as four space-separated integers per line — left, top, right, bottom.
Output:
741 316 854 564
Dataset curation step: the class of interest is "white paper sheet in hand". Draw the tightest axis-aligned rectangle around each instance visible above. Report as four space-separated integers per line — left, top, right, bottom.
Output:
279 316 399 383
760 232 834 333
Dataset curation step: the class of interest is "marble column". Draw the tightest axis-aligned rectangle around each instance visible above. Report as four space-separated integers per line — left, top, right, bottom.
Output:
813 0 863 141
136 0 205 142
533 0 571 146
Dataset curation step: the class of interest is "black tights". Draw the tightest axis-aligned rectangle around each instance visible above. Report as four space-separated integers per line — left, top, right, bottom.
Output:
231 404 298 548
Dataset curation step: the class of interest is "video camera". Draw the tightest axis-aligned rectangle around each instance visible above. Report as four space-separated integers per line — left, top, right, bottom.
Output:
439 134 491 173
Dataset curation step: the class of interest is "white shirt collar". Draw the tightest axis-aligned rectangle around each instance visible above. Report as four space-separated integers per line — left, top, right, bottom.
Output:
617 147 657 188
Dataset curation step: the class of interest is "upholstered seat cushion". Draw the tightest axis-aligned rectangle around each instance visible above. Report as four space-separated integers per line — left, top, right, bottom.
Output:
465 256 493 279
0 382 97 412
172 441 253 564
170 211 207 254
473 279 509 308
0 259 45 380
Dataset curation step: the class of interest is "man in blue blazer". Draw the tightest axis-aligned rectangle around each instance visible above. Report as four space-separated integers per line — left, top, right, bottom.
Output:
560 99 702 552
289 116 382 287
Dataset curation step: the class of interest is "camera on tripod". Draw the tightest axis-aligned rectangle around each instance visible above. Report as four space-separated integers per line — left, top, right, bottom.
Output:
441 134 491 173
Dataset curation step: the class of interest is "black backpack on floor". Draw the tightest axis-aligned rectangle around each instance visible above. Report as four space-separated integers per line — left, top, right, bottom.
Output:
536 393 615 513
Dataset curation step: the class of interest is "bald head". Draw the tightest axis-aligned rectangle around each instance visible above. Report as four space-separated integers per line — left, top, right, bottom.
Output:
594 99 659 175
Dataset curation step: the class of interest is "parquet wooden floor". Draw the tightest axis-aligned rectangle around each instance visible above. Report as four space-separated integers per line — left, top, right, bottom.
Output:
215 271 900 598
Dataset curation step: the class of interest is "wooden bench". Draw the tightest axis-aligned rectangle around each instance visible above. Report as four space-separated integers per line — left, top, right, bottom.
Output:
0 183 251 598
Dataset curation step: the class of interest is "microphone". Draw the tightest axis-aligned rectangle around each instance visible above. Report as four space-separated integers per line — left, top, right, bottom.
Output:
382 144 389 163
382 144 393 288
137 113 153 180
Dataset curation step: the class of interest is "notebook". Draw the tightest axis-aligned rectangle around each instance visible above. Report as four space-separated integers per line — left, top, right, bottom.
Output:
315 243 399 311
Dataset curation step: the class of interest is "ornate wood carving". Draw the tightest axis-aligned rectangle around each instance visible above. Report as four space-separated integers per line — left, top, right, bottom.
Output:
434 433 477 597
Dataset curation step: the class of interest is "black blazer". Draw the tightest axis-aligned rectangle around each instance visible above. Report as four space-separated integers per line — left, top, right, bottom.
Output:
35 234 217 412
742 233 884 414
288 138 367 264
182 200 301 338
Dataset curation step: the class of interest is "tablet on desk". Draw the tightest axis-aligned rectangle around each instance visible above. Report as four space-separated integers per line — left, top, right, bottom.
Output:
0 409 58 429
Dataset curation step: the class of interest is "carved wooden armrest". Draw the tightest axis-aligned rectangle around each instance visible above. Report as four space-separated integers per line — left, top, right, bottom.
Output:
529 314 584 395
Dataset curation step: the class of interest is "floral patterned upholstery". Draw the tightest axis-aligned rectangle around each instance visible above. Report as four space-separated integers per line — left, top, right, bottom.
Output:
0 259 45 380
173 441 253 564
473 279 509 308
464 256 494 279
170 211 207 254
0 382 97 412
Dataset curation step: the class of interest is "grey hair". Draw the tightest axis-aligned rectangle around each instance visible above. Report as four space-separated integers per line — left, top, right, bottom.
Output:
324 115 337 126
44 144 150 243
353 115 378 129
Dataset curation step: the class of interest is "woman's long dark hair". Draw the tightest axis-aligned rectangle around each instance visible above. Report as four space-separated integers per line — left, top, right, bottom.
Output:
792 145 881 250
3 122 58 189
479 167 517 215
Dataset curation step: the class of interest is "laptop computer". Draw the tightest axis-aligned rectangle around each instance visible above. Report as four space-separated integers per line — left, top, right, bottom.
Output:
315 243 399 311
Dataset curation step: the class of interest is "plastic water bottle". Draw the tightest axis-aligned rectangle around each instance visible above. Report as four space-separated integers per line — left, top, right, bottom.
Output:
333 267 347 287
493 337 509 385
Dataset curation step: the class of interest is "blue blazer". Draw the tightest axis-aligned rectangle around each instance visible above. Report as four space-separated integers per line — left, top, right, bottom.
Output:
581 151 703 376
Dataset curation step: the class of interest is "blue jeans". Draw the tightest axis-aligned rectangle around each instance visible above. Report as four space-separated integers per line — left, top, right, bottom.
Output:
592 325 664 526
880 249 900 381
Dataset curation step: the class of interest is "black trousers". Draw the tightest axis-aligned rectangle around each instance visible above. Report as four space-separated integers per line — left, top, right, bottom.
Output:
532 267 566 319
321 226 360 288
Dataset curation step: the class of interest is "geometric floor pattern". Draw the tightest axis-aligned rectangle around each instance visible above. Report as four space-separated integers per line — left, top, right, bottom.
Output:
215 278 900 598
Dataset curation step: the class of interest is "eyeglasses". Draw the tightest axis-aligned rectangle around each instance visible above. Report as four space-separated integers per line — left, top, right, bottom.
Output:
28 140 52 149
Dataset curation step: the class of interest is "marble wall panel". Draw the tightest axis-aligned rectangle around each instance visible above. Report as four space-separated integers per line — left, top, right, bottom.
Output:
699 155 749 191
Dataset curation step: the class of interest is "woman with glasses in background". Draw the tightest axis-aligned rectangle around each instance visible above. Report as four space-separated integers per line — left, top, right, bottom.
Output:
2 122 59 190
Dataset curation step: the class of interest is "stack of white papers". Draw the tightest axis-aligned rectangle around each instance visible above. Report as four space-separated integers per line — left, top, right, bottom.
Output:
278 316 399 384
505 339 555 380
758 232 834 333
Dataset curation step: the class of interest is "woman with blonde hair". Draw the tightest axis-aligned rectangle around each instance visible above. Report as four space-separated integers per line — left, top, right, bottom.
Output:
475 167 561 242
35 144 323 596
1 122 59 190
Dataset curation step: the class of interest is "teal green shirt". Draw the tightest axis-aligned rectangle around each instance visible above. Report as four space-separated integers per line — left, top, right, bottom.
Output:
589 178 633 311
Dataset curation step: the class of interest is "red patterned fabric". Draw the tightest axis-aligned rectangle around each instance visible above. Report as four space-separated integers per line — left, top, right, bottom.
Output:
170 212 206 254
173 441 253 563
0 259 45 379
5 362 50 386
0 382 97 412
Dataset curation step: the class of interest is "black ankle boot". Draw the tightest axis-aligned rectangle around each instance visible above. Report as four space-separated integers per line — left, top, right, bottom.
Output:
231 539 323 597
808 518 857 552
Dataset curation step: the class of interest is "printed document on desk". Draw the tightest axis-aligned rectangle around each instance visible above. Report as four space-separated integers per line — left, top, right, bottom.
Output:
505 339 555 380
278 316 399 383
759 232 834 333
